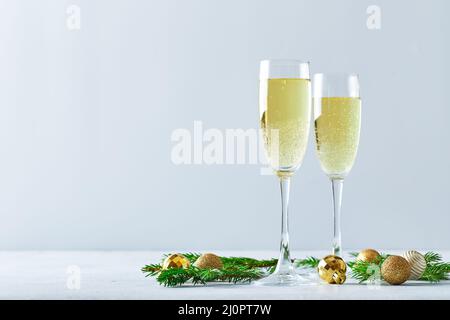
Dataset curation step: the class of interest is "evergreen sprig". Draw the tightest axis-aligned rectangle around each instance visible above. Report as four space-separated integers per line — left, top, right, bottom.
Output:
348 254 388 283
424 251 442 264
221 256 278 269
152 265 265 287
348 251 450 283
295 256 321 269
142 253 276 287
142 251 450 286
420 252 450 282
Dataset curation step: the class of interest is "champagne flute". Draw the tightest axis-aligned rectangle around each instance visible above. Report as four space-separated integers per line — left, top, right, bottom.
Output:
313 73 361 257
256 60 312 286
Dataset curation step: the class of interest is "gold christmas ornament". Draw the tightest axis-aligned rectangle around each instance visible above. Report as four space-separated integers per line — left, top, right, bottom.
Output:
402 250 426 280
318 255 347 284
381 255 411 285
356 249 381 263
162 253 191 270
194 253 223 269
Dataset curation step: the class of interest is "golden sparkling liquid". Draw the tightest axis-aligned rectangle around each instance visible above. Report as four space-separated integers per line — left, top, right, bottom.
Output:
260 78 311 176
314 97 361 179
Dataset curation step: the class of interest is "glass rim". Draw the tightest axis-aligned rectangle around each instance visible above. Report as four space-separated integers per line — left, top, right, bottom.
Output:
260 59 310 66
260 59 310 80
314 72 359 78
313 72 361 98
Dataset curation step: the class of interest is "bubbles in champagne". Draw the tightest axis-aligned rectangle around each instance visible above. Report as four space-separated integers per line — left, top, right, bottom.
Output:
314 97 361 179
260 78 311 176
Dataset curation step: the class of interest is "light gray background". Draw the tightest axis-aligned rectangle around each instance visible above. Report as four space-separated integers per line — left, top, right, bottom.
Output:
1 0 449 250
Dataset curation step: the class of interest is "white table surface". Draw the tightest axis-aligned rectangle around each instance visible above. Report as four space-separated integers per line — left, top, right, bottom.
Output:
1 250 449 300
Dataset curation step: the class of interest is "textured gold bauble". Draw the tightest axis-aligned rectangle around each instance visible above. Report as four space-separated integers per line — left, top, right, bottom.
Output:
356 249 381 263
194 253 223 269
402 250 426 280
381 255 411 285
162 253 191 269
318 255 347 284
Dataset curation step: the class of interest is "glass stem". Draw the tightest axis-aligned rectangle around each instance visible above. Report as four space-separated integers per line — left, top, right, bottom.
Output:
275 175 293 274
331 179 344 257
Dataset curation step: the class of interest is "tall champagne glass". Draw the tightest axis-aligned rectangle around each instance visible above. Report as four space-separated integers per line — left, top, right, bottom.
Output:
256 60 312 286
313 73 361 257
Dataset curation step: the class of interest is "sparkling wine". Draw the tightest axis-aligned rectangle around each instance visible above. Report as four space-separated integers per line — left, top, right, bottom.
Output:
314 97 361 179
260 78 311 176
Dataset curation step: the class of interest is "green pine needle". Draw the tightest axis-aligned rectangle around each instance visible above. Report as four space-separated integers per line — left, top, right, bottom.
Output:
221 256 277 269
154 266 265 287
295 256 320 269
419 252 450 283
143 251 450 286
143 253 275 287
348 251 450 284
424 251 443 264
348 254 387 283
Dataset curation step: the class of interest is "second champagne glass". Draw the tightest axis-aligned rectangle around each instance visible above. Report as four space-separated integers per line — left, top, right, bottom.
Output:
313 73 361 257
256 60 312 286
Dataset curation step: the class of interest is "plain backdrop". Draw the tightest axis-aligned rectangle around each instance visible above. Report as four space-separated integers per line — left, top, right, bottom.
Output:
1 0 449 251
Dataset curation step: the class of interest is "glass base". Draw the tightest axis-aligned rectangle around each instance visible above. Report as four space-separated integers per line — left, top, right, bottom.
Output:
254 270 315 286
296 267 319 281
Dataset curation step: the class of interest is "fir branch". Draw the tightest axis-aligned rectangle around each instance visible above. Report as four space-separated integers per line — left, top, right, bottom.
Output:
420 263 450 282
157 267 197 287
141 263 162 275
419 252 450 282
349 261 370 283
143 251 450 286
295 256 320 269
218 267 265 283
349 261 383 283
348 251 450 283
160 253 277 269
424 251 443 264
143 254 274 287
221 256 277 269
348 254 388 283
153 266 264 287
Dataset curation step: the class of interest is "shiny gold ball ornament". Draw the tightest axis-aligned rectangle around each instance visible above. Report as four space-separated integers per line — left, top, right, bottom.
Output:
318 255 347 284
194 253 223 269
162 253 191 269
356 249 381 263
381 255 411 285
402 250 426 280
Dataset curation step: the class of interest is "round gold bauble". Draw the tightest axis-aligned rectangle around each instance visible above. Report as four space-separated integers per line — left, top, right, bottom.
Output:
318 255 347 284
162 253 191 269
194 253 224 269
356 249 381 263
381 255 411 285
402 250 426 280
